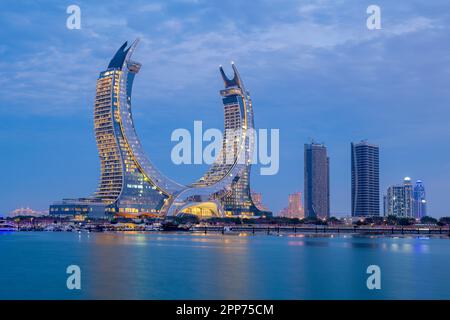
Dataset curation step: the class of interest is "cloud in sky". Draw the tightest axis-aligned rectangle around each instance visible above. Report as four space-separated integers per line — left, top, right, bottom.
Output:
0 0 441 115
0 0 449 216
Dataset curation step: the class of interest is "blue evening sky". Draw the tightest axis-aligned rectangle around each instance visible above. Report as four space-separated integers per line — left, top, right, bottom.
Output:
0 0 449 217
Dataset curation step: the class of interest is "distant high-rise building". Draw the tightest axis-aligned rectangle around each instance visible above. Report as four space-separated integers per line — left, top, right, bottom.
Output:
279 192 304 219
252 192 263 208
288 193 304 219
9 207 44 217
304 143 330 219
385 177 414 217
404 177 413 217
251 192 271 213
413 180 427 218
386 185 403 217
351 140 380 217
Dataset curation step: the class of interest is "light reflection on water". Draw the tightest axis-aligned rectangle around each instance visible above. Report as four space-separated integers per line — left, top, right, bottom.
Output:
0 232 448 299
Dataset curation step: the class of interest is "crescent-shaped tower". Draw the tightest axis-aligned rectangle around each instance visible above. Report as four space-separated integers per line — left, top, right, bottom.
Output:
50 40 271 218
165 62 266 218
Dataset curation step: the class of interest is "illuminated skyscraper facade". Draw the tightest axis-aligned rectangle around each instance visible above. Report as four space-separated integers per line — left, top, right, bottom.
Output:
413 180 427 218
91 42 185 215
279 192 304 219
385 177 413 217
251 192 271 212
50 40 269 218
385 178 427 218
51 40 183 217
403 177 413 217
166 63 270 217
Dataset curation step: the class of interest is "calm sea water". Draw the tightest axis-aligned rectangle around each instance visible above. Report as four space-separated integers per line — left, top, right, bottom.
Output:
0 231 449 300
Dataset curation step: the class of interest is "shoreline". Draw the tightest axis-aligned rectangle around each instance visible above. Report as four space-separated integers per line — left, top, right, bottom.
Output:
3 227 450 238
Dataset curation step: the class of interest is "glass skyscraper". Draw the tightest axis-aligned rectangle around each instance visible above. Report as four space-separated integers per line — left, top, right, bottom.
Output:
50 39 269 218
50 40 183 217
304 142 330 219
279 192 304 219
351 140 380 217
166 63 270 217
385 177 413 217
413 180 427 218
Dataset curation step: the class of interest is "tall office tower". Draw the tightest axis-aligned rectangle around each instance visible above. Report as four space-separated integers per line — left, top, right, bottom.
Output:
385 185 405 217
403 177 413 217
304 143 330 219
385 177 414 217
413 180 427 218
351 140 380 217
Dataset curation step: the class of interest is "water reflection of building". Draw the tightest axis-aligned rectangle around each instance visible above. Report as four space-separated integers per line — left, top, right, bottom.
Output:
279 192 304 219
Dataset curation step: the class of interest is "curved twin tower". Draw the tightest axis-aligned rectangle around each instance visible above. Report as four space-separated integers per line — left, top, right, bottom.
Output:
50 39 271 218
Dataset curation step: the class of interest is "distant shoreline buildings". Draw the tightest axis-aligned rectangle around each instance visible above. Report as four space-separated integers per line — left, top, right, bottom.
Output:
9 207 45 218
279 192 304 219
276 138 431 220
384 177 427 219
413 180 427 218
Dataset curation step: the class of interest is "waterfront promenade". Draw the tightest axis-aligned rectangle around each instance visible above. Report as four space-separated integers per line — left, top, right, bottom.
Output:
4 216 450 236
192 225 450 236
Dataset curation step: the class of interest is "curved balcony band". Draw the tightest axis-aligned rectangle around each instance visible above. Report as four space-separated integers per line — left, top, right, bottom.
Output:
116 39 185 196
165 63 255 217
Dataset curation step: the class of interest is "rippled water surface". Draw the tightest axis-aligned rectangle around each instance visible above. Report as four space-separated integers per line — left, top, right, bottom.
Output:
0 232 448 299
